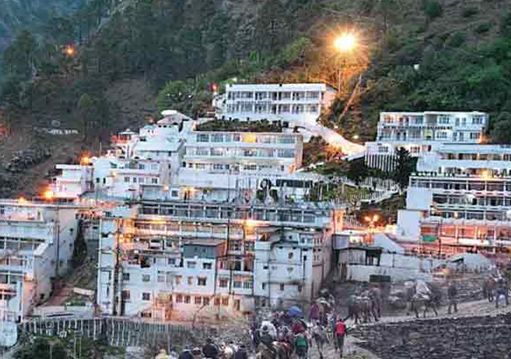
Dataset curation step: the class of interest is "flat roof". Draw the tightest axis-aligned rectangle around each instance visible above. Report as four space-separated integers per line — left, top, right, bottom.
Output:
226 83 327 91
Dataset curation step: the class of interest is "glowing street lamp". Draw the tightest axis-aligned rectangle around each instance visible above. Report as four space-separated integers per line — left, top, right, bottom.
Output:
80 156 90 165
334 34 356 53
333 33 357 93
64 45 75 57
43 189 54 201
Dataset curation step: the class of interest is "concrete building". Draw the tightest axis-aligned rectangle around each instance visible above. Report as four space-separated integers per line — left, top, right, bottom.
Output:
51 111 320 203
215 83 336 126
365 111 488 171
0 200 81 322
96 201 344 321
397 145 511 254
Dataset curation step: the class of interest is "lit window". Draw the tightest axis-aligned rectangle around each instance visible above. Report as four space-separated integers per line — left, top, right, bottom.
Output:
175 276 182 285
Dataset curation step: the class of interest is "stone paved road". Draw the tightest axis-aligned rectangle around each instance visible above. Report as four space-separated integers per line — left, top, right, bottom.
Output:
309 298 511 359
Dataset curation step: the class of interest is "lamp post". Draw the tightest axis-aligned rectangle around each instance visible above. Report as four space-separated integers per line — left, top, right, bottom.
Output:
364 214 379 232
333 33 357 93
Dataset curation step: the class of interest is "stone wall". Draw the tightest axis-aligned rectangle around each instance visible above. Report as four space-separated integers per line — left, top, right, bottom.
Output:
352 314 511 359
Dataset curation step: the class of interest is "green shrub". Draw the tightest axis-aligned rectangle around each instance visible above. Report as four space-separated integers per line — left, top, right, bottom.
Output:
462 7 478 18
424 0 443 20
474 22 493 34
446 32 466 48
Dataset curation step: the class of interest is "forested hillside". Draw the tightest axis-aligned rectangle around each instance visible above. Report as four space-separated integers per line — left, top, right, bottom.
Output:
0 0 84 57
2 0 511 149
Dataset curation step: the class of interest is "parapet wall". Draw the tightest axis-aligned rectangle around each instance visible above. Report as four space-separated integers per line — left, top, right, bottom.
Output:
352 313 511 359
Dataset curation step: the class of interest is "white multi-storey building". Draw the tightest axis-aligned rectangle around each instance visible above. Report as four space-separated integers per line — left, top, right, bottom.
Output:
397 144 511 254
51 111 320 203
365 111 489 171
215 83 336 126
0 200 81 323
96 201 343 321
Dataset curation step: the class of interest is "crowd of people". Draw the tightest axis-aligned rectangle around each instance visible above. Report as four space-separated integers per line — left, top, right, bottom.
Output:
248 296 349 359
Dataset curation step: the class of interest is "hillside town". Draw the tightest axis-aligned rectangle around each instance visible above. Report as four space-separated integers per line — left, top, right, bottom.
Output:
0 79 510 359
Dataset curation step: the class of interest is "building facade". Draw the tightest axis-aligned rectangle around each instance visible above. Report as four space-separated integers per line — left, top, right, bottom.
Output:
0 201 80 322
365 111 489 171
397 145 511 254
215 83 336 126
96 201 343 321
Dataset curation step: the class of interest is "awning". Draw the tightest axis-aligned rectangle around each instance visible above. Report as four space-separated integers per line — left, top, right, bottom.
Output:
422 235 438 242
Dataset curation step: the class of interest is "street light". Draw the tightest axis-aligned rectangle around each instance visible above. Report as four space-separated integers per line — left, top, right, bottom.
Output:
333 33 357 93
334 34 356 53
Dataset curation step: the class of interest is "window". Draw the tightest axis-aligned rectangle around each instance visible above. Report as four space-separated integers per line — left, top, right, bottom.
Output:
196 148 208 156
157 271 165 283
124 177 130 183
122 273 130 282
233 281 242 288
132 177 137 183
198 277 207 286
185 295 191 304
262 283 267 290
244 280 253 289
219 278 229 288
472 115 484 125
151 178 158 184
214 297 221 306
187 276 193 285
203 297 210 306
298 285 302 292
211 148 224 156
142 292 151 301
195 296 202 305
222 297 229 306
175 276 182 285
197 134 209 142
211 134 223 142
288 252 294 259
438 116 450 125
176 294 183 303
203 262 212 270
213 164 224 171
121 290 130 300
280 284 285 291
436 131 448 139
142 274 151 283
187 261 196 269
